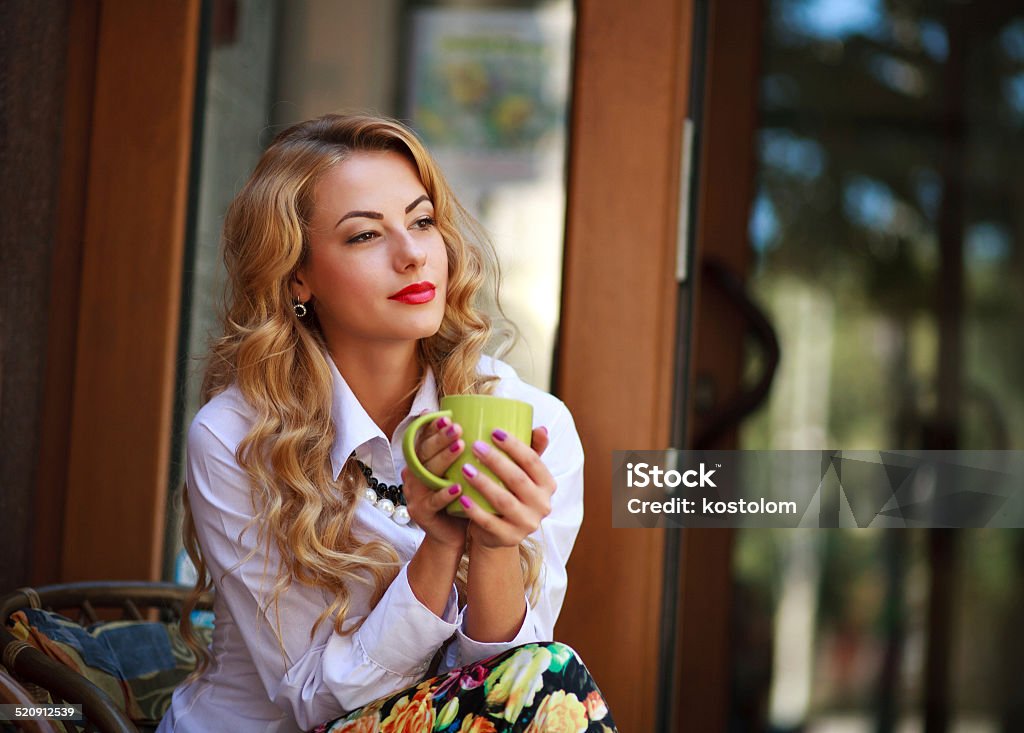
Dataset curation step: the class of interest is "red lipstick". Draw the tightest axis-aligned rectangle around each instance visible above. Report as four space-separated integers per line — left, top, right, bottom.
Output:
389 281 436 304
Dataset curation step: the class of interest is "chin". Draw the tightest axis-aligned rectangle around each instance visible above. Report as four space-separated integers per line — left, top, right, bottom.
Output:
397 316 445 342
380 299 446 341
413 305 446 333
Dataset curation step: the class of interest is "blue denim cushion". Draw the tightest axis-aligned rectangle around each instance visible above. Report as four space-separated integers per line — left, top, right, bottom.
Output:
23 608 175 679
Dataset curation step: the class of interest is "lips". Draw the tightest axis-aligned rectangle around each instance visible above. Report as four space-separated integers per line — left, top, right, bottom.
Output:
388 281 436 304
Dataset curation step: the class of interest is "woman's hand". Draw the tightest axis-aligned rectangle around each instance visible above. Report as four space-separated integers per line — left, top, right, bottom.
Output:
458 427 554 549
401 416 468 550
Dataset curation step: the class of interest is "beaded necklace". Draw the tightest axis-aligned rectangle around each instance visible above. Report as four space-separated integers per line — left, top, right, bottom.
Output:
356 460 411 525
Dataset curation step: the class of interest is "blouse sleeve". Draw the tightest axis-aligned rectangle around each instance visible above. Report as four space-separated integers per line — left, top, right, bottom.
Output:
187 419 461 729
445 399 585 668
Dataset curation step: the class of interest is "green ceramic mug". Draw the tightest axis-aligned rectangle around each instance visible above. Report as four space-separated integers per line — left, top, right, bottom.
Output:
402 395 534 516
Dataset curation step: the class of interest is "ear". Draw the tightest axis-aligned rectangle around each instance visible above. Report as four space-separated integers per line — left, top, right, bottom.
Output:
290 269 312 303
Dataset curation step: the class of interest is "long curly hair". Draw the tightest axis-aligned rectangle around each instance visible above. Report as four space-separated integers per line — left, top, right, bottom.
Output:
181 114 542 674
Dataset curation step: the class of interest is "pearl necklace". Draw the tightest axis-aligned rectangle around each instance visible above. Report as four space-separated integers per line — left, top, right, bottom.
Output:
357 460 411 525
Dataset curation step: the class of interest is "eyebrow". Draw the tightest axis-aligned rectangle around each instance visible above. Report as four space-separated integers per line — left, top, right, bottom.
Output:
335 194 432 228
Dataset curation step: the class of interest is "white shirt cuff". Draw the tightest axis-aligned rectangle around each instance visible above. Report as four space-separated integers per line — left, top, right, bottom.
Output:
451 597 541 668
354 563 460 678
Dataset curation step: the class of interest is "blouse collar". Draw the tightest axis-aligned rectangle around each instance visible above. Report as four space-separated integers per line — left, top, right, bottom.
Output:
327 355 439 480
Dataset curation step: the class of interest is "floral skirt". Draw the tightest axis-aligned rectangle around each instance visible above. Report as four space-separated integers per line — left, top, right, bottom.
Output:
312 642 618 732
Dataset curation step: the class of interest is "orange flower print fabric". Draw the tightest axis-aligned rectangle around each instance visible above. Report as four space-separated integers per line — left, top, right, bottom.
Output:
313 642 618 733
381 688 435 732
523 691 589 733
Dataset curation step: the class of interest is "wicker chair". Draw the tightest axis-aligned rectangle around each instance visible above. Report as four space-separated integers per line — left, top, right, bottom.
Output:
0 582 213 733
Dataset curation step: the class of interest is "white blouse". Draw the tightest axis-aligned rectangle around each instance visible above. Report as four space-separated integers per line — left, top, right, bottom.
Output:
158 355 584 732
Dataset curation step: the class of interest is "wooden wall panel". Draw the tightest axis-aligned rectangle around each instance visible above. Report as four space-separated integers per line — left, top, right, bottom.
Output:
61 0 201 581
555 0 695 729
32 0 100 586
0 0 72 590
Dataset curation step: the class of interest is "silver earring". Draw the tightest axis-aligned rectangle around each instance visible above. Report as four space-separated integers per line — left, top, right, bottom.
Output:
293 299 308 318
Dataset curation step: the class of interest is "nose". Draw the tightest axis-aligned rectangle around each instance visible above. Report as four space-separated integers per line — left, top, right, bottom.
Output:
392 229 427 272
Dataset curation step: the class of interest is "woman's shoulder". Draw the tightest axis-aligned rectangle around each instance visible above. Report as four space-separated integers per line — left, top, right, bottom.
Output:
478 355 584 474
477 355 572 426
188 383 255 454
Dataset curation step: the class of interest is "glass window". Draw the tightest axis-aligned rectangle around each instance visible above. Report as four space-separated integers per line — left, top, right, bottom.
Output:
727 1 1024 730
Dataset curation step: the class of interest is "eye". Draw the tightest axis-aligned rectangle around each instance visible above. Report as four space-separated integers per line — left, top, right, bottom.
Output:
412 216 436 230
347 230 379 244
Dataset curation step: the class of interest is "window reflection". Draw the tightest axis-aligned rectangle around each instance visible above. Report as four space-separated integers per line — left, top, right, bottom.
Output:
403 2 574 389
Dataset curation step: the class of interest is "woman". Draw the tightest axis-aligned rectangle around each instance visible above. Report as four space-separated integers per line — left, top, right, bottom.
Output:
158 114 617 732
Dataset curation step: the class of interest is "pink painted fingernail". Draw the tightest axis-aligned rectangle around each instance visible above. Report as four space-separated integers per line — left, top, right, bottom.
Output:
540 426 548 436
449 440 463 454
445 425 457 438
492 428 508 441
448 485 460 495
460 496 472 509
437 417 450 429
462 463 478 479
472 440 490 457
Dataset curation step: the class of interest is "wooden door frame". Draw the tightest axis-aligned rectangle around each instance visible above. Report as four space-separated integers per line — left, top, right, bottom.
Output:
555 0 696 730
38 0 202 583
676 0 764 730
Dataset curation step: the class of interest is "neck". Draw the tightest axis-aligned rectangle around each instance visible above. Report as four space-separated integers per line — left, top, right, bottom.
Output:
329 339 422 439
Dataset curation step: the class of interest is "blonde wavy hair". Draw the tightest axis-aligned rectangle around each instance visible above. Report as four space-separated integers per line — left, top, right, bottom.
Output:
181 113 542 674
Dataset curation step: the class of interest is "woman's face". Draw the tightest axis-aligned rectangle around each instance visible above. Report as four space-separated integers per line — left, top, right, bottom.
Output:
293 150 449 353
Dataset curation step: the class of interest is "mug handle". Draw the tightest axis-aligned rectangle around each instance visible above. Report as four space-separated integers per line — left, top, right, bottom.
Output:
401 410 454 490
